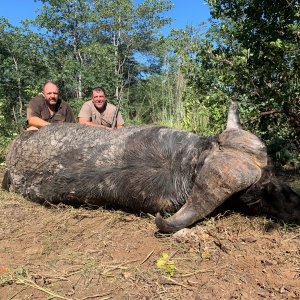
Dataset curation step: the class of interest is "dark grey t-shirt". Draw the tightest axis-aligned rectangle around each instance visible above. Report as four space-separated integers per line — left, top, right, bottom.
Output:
27 95 75 123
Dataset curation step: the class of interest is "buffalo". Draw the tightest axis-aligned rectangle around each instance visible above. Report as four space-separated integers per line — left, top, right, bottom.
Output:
2 101 300 232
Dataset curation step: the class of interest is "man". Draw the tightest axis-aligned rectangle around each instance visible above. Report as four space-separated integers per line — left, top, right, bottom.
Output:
78 87 124 129
27 81 76 130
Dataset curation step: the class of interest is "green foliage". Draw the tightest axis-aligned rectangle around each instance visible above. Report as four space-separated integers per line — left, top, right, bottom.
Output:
31 0 173 102
0 18 50 162
0 1 174 161
1 0 299 169
169 1 300 166
68 98 86 118
0 97 23 163
128 67 185 128
0 135 13 165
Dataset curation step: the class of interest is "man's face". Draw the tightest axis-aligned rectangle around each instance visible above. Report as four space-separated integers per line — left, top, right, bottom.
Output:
42 83 59 105
92 90 106 109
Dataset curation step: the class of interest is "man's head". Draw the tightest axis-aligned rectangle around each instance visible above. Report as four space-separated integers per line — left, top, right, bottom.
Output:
42 81 59 106
92 87 106 110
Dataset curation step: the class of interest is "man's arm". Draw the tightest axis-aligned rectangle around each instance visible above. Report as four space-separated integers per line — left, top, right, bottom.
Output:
27 116 50 128
27 97 51 129
78 117 98 127
78 117 112 129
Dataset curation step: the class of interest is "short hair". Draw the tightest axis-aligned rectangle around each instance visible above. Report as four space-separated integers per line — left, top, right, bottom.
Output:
92 87 106 97
43 80 59 91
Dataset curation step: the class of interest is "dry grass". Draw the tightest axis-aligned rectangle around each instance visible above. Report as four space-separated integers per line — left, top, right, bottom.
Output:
1 186 300 299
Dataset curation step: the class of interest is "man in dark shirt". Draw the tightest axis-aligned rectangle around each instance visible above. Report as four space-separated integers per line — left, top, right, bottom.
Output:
27 81 75 130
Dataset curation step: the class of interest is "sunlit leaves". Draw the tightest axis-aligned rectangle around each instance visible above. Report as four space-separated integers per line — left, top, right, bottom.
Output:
170 0 300 166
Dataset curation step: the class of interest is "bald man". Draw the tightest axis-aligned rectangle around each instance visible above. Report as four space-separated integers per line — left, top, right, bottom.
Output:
27 81 75 130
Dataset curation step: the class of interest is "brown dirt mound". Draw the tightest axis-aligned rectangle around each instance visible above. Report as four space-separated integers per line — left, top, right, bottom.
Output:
1 185 300 299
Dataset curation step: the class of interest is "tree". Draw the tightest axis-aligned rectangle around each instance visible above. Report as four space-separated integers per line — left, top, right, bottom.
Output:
89 0 174 122
32 0 173 103
209 0 300 165
170 0 300 166
0 18 48 129
0 18 50 161
33 0 97 99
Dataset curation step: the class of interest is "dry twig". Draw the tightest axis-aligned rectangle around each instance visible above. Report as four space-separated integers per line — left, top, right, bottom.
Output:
139 250 154 265
16 277 70 299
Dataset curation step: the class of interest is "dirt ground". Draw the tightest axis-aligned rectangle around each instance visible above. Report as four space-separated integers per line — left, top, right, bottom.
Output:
0 172 300 300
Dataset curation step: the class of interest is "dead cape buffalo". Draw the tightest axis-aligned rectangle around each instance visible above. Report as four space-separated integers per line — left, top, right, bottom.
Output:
2 101 300 232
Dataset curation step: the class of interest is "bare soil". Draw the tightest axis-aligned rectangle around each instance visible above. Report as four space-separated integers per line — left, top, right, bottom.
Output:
0 173 300 300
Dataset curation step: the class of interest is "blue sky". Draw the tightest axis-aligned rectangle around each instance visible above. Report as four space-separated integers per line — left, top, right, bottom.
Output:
1 0 211 33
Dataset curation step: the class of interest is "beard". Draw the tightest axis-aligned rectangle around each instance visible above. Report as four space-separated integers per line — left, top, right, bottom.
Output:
93 101 106 110
48 99 57 105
